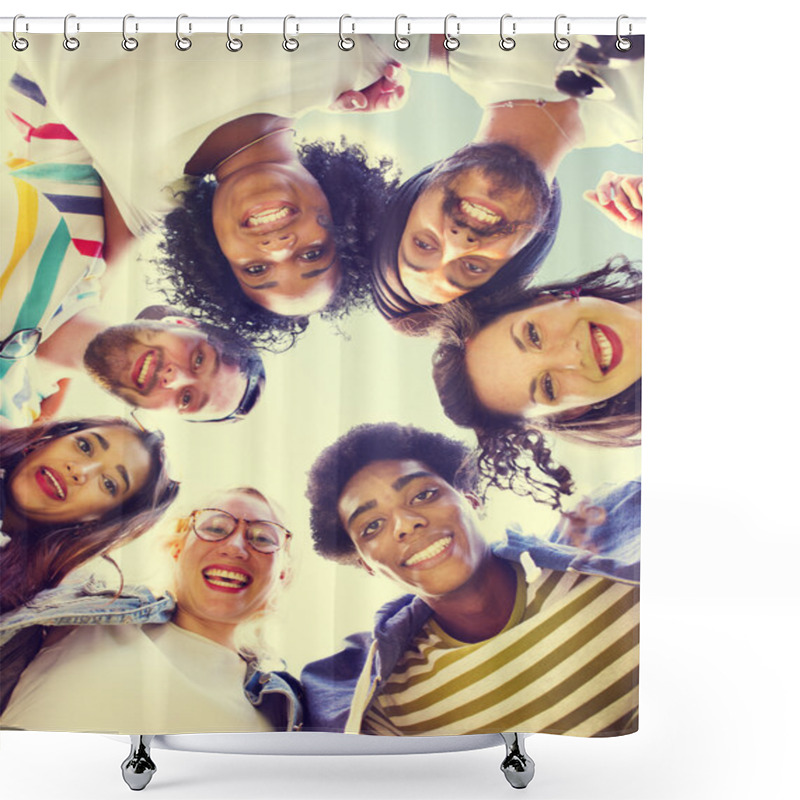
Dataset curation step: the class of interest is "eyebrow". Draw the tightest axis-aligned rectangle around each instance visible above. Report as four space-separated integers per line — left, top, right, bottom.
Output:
242 255 336 290
117 465 131 494
346 471 437 528
347 499 376 528
510 324 526 353
400 249 481 291
508 325 539 404
301 262 335 280
91 432 109 450
392 471 435 491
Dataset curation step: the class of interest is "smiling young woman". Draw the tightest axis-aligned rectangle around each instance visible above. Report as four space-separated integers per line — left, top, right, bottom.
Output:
0 487 300 734
0 417 179 614
431 256 642 507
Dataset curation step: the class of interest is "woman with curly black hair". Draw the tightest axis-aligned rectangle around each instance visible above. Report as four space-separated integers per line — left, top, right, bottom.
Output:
158 132 398 352
431 257 641 507
12 36 406 351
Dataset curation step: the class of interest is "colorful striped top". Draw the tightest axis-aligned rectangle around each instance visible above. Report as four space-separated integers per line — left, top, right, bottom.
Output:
1 72 106 425
363 562 639 737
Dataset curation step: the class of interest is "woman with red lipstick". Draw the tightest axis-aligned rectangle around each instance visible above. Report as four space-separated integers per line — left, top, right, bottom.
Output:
0 417 178 714
0 417 179 614
1 488 302 733
431 257 641 507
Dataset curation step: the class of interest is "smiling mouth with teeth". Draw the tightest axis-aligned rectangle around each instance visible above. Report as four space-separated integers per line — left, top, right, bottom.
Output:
403 535 454 567
459 199 503 226
202 567 253 592
37 466 67 501
590 323 622 374
247 206 291 226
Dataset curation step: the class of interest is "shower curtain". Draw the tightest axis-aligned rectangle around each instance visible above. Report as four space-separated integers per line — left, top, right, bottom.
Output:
0 24 643 739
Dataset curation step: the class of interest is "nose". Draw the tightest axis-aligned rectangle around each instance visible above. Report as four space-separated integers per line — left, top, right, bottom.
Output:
159 363 190 389
441 228 478 264
258 233 297 259
546 336 584 371
392 509 428 541
217 521 250 559
65 460 97 485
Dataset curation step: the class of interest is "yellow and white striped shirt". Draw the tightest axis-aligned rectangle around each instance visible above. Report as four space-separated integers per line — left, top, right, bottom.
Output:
363 563 639 737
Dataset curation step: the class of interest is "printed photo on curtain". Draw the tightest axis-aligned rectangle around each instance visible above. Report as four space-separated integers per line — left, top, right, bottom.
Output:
0 29 643 739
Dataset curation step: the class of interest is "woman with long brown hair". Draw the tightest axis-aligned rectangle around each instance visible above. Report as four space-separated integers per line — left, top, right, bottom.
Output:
0 416 179 614
431 257 641 507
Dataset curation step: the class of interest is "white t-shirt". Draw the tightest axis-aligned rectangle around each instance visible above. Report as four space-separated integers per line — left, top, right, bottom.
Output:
15 33 394 234
394 33 643 153
0 622 275 734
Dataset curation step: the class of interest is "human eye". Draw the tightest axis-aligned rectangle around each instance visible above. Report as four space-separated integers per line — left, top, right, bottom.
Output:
178 389 193 411
244 264 268 275
411 487 438 504
413 237 435 252
526 322 542 349
192 348 204 371
102 476 118 497
542 373 556 402
299 247 324 263
360 518 383 539
463 261 488 275
75 436 93 455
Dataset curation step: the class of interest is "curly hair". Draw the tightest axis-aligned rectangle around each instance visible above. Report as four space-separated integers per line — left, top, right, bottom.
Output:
306 423 477 566
1 417 180 613
370 143 562 334
155 139 398 352
431 256 642 507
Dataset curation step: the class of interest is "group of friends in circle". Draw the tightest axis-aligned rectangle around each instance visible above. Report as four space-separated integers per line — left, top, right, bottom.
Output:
1 30 643 736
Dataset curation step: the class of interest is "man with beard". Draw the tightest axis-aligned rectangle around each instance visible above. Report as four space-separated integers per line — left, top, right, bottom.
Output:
1 305 264 427
370 34 644 329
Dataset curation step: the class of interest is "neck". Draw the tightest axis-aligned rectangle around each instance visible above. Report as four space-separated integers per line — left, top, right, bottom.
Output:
185 113 297 177
424 555 518 643
172 607 238 651
475 100 585 182
34 309 107 375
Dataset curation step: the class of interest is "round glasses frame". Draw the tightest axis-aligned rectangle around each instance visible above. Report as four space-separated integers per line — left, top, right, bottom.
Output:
189 508 292 554
0 327 42 360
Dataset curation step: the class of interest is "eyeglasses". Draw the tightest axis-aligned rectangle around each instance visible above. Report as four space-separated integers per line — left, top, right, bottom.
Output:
0 327 42 359
188 508 291 554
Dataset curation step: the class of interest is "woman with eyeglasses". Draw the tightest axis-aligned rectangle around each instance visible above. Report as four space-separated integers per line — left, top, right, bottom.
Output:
0 487 302 733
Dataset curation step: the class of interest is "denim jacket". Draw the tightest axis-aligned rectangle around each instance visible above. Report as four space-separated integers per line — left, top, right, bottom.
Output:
301 480 641 734
0 576 304 730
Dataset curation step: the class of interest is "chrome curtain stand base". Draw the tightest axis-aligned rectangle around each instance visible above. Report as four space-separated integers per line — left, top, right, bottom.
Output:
121 735 156 791
500 733 535 789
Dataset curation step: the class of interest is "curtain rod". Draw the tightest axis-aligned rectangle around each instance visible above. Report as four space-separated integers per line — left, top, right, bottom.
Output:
1 16 645 36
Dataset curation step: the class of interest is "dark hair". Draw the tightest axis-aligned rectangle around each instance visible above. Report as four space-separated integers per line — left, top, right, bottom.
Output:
0 417 180 612
431 256 642 506
155 140 398 352
306 423 476 566
371 143 562 333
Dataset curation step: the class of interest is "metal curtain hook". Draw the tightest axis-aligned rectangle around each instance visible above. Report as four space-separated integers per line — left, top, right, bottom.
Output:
444 14 460 51
394 14 410 51
12 15 29 51
616 15 632 51
227 15 243 51
499 14 516 51
554 14 570 51
339 15 355 50
122 14 138 51
283 15 299 52
63 14 80 51
176 14 192 50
